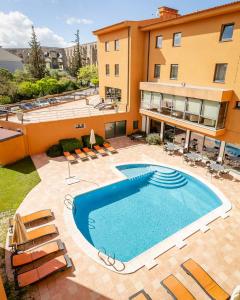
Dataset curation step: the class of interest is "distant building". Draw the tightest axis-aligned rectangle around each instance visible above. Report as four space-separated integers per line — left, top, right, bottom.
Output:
0 47 23 72
6 42 97 71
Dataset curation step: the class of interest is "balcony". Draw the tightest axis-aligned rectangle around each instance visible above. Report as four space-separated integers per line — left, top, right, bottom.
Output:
140 82 233 102
140 88 230 135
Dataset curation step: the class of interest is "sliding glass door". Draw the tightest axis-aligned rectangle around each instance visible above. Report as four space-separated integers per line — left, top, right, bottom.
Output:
105 120 126 139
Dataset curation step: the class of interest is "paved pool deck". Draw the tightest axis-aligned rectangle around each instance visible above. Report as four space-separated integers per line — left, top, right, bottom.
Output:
6 137 240 300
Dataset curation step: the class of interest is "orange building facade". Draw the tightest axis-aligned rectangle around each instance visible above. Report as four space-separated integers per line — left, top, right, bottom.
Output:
94 2 240 163
1 2 240 166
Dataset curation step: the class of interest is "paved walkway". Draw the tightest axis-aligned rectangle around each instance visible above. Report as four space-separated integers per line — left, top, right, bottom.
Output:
6 137 240 300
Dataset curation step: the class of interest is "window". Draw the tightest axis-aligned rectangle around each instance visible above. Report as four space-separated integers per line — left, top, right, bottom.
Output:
236 101 240 109
133 120 139 130
170 64 178 80
220 23 234 41
105 64 110 76
75 123 85 129
173 32 181 47
114 39 120 51
154 64 161 78
115 64 119 76
155 35 163 48
105 87 121 101
214 64 227 82
105 41 110 52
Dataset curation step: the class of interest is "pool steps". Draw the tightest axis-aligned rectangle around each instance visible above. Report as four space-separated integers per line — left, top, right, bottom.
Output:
148 170 188 189
127 169 188 189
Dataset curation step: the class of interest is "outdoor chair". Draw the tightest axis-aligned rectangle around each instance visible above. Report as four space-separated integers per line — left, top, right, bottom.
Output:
129 289 152 300
94 145 108 156
12 239 64 268
161 274 196 300
181 259 230 300
9 224 58 248
103 142 117 154
75 149 88 161
63 152 77 164
82 147 98 158
9 209 53 231
16 254 72 288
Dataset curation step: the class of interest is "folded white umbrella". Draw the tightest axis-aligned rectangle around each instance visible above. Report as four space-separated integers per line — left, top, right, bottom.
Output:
90 129 96 148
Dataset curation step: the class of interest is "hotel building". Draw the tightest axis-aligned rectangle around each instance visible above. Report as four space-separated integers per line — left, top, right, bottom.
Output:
94 2 240 163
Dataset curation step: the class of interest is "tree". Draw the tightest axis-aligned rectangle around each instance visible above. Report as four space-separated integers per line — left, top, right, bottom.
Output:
27 26 46 79
91 77 99 89
0 68 17 102
77 65 98 86
69 30 82 77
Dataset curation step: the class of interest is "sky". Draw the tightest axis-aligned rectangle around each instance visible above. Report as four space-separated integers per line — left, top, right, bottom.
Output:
0 0 235 48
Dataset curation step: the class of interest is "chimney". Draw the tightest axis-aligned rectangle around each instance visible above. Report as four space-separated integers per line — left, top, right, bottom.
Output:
158 6 179 20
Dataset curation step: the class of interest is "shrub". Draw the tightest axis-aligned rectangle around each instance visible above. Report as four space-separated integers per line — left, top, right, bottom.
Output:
17 81 39 99
146 133 161 145
82 134 104 148
0 95 12 105
46 144 62 157
59 138 83 153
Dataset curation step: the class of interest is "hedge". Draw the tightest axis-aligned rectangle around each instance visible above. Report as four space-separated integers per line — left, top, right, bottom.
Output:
59 138 83 153
82 134 104 148
46 144 62 157
146 133 161 145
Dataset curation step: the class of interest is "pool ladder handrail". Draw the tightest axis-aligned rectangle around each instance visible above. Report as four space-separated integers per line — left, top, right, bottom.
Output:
98 248 125 272
64 194 75 212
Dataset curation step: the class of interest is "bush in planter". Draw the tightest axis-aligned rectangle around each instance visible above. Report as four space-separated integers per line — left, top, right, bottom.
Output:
59 138 83 153
146 133 161 145
82 134 104 148
46 144 62 157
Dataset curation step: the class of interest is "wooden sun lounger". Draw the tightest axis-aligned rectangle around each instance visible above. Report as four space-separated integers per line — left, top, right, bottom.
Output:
75 148 88 161
63 151 77 163
161 275 196 300
9 209 53 229
103 142 117 153
12 239 64 268
129 289 152 300
181 259 230 300
16 254 72 288
82 147 97 158
9 224 58 247
94 145 108 156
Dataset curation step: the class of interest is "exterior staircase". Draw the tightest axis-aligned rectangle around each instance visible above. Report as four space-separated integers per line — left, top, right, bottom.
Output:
148 170 188 189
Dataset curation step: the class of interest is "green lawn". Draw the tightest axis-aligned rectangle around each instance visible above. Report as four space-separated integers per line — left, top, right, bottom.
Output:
0 157 40 299
0 157 40 212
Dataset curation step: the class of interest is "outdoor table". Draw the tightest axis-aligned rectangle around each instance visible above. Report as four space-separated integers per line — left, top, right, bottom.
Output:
185 152 202 162
210 162 225 173
165 143 180 154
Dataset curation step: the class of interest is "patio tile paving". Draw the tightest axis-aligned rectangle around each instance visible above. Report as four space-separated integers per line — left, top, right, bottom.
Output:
5 137 240 300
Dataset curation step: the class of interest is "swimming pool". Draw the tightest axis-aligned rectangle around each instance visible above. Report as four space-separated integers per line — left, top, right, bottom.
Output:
70 163 231 273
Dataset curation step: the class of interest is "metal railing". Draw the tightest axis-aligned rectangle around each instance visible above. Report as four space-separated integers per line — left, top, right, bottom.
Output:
98 248 125 272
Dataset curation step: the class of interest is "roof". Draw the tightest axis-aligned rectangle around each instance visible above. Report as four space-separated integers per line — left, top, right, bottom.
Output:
141 1 240 31
0 48 22 62
0 128 22 142
93 1 240 35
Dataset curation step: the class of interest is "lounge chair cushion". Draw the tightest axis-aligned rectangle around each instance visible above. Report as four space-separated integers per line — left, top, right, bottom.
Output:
182 259 230 300
162 275 196 300
12 240 63 267
17 255 68 288
9 209 52 228
27 224 57 242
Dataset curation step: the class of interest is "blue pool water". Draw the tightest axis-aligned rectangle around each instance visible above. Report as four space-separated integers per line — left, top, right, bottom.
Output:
73 164 222 262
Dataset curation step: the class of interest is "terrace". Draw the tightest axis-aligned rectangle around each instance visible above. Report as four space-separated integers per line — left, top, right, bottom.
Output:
3 137 240 299
3 94 127 124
